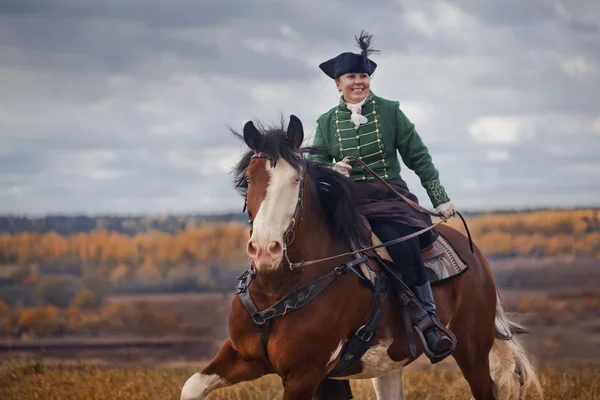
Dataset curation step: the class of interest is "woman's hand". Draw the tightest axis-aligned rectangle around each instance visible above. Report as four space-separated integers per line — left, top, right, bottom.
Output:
332 160 352 177
436 201 456 221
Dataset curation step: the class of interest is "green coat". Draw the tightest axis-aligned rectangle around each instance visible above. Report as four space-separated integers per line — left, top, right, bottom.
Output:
310 91 450 207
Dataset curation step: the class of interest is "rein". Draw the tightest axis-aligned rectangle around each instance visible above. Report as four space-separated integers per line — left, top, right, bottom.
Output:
288 155 474 269
242 151 473 271
344 156 473 252
289 221 443 269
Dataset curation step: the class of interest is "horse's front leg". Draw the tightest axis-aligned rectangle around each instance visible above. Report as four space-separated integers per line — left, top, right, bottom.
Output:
181 339 268 400
282 374 325 400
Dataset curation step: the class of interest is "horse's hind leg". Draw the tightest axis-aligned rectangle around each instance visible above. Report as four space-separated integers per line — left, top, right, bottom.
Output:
451 315 496 399
181 339 267 400
453 349 495 400
372 368 405 400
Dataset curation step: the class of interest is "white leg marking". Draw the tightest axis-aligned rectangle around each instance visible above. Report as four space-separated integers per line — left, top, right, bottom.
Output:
336 337 409 379
327 340 345 367
372 368 405 400
180 373 228 400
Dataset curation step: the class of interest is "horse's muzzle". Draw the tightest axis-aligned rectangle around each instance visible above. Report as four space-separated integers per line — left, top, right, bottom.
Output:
247 239 283 270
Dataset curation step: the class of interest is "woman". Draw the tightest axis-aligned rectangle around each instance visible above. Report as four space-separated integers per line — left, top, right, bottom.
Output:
311 31 457 362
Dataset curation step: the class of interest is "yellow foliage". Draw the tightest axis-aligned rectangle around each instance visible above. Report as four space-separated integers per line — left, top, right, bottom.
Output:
109 264 130 283
17 307 63 337
445 209 599 257
100 303 125 320
0 300 8 314
71 289 97 309
0 211 597 271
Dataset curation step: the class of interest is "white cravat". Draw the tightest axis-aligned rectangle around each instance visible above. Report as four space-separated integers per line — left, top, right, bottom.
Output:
345 97 368 127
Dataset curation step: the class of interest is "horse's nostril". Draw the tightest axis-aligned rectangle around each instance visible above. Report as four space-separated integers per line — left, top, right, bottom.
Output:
247 241 259 257
267 241 283 257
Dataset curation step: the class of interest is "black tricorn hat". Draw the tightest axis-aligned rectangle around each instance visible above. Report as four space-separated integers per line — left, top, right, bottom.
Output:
319 31 379 79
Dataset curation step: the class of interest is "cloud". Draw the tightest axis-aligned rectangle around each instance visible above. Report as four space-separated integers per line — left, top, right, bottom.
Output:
469 117 535 145
560 55 597 78
0 0 599 214
568 163 600 174
486 150 510 162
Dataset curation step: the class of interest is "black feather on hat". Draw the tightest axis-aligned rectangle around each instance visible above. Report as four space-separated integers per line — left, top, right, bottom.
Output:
354 30 380 57
319 30 379 79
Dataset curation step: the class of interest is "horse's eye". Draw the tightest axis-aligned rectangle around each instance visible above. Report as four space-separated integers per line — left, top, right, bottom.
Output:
246 176 251 184
294 177 301 183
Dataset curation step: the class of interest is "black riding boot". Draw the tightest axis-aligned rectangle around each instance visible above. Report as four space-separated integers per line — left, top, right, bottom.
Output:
412 281 453 363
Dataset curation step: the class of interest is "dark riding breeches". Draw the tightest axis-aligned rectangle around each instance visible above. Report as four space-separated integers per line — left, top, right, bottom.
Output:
368 219 428 288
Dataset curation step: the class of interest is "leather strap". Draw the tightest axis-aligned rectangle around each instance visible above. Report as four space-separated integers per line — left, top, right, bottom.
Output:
328 271 390 377
375 257 457 360
257 257 367 322
343 156 440 217
290 221 443 269
236 256 369 367
344 155 474 253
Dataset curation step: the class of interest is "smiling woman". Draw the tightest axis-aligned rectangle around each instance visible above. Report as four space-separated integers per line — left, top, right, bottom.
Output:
312 30 458 365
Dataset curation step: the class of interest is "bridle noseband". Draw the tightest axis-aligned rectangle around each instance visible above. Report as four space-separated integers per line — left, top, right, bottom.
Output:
243 152 306 252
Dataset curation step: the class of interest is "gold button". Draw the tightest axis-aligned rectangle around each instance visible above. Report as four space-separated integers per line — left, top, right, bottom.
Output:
357 145 361 149
359 156 363 160
375 129 379 133
385 174 388 178
377 139 381 143
375 119 378 123
381 159 385 162
336 120 339 125
379 150 383 153
362 177 366 180
336 129 340 133
372 100 376 103
335 110 338 113
338 138 341 142
354 126 359 130
356 135 359 139
373 110 377 114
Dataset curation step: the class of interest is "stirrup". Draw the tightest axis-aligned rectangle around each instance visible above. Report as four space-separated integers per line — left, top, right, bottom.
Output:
414 313 457 361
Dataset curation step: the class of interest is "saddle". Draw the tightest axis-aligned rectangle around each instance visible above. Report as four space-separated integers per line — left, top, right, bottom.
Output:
354 214 467 278
368 224 469 285
347 217 463 361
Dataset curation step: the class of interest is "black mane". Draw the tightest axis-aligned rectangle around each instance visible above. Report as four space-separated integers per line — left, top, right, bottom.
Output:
232 123 367 248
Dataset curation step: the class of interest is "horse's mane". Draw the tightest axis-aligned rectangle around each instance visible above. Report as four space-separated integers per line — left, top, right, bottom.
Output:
232 122 367 248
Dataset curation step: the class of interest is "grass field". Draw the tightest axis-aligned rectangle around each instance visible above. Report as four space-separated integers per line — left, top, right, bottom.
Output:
1 358 599 399
2 257 599 399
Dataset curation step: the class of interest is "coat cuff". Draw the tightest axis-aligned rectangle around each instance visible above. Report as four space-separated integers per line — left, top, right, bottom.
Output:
424 179 450 208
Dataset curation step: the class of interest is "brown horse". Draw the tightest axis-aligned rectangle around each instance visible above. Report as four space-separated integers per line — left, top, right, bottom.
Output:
181 115 543 400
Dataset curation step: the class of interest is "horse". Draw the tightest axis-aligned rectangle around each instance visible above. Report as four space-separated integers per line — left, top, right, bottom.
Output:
181 115 543 400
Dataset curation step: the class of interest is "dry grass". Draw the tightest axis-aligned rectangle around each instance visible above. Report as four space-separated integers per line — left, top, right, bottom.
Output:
1 359 599 399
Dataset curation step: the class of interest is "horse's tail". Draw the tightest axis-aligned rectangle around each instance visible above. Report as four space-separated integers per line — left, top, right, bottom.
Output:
490 290 543 400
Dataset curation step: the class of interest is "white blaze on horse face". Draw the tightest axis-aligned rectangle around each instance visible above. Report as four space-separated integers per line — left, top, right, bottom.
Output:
180 373 227 400
247 158 301 270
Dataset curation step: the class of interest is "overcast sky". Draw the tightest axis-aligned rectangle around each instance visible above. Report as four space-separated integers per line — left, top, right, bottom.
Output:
1 0 599 216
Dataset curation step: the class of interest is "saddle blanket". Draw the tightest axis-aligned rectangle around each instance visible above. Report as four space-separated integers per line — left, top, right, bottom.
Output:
361 233 469 285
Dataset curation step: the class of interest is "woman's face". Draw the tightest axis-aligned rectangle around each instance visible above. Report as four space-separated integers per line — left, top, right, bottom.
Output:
336 72 371 103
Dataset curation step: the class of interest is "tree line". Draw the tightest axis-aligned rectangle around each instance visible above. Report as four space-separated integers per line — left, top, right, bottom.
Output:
0 209 598 309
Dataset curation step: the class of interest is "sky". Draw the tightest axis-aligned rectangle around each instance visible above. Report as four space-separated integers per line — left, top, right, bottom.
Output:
1 0 599 215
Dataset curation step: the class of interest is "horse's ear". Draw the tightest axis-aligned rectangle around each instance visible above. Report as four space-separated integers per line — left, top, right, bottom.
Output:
287 115 304 151
243 121 261 151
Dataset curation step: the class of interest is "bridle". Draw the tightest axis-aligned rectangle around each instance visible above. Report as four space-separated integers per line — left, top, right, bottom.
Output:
242 153 473 270
243 152 306 250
